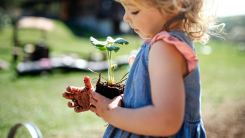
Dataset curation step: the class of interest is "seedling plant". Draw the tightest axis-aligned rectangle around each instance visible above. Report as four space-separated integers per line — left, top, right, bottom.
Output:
89 36 129 85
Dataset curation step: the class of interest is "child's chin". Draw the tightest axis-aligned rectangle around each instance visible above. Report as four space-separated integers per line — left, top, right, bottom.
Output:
139 35 151 40
138 33 152 39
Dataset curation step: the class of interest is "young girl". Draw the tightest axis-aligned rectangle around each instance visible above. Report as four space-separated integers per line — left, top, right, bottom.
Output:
63 0 222 137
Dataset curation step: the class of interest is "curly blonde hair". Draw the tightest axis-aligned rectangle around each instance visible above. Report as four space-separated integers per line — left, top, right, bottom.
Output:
123 0 224 44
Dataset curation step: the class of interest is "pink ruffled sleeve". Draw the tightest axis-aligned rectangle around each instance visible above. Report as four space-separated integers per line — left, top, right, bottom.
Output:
146 31 198 73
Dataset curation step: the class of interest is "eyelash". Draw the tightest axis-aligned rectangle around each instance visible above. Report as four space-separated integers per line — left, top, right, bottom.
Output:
131 11 139 15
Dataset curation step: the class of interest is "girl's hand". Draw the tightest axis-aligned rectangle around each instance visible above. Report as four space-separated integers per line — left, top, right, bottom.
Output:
90 91 123 121
62 76 93 113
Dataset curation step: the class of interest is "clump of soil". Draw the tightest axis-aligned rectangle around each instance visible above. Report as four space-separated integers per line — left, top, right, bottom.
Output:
95 76 125 99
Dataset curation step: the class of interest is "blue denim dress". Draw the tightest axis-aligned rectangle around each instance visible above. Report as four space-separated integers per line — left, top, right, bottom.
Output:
103 30 206 138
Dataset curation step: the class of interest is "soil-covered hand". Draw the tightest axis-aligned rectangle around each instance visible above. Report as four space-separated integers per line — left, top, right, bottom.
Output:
62 76 93 113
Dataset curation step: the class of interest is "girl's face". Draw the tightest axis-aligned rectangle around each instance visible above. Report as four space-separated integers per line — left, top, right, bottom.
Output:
120 0 171 39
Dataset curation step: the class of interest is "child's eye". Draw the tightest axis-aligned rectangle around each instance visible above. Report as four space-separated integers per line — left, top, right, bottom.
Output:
131 11 139 15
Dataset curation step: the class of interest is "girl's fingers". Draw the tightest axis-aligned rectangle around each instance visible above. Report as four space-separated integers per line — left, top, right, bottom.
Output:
67 101 78 108
74 106 89 112
90 96 98 106
96 113 101 117
128 55 136 67
81 87 93 93
112 95 123 107
90 104 97 113
62 92 75 100
74 106 84 112
66 86 84 94
113 95 123 101
84 76 93 90
91 91 103 101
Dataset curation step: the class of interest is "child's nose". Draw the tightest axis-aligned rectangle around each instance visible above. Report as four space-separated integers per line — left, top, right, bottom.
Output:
123 12 131 23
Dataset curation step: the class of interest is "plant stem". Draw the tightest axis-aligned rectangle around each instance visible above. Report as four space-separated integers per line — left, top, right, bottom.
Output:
107 50 112 84
110 51 114 83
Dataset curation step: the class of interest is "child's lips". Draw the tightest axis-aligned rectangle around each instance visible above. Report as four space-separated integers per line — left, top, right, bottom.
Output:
134 29 139 32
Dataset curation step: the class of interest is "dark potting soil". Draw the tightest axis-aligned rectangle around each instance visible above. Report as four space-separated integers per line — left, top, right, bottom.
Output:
96 81 125 99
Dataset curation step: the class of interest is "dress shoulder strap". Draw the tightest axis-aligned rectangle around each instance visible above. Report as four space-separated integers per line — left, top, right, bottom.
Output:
149 31 198 73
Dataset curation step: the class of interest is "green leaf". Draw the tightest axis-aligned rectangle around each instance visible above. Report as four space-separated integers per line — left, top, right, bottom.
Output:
114 38 129 45
107 46 120 52
106 36 115 43
98 47 107 51
90 36 97 42
90 36 107 47
92 41 107 47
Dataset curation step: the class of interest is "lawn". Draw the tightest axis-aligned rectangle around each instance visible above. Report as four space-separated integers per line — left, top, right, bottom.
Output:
0 20 244 138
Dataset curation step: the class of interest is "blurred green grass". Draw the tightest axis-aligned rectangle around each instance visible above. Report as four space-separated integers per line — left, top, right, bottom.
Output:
0 20 245 138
